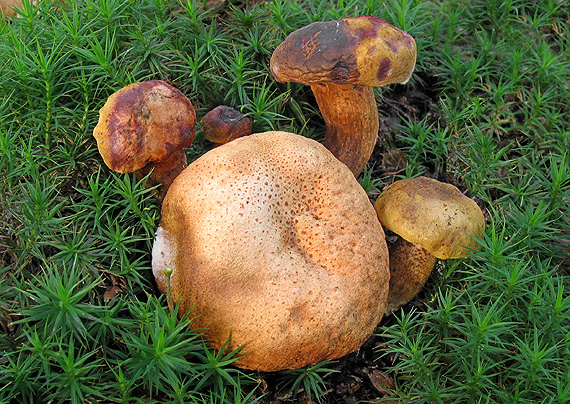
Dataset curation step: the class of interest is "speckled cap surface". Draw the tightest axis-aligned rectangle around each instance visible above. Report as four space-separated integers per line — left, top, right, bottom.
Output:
374 176 485 259
152 131 389 371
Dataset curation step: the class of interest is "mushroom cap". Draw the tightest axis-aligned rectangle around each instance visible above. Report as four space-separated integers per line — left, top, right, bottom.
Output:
200 105 253 144
374 176 485 260
270 16 417 87
152 131 389 371
93 80 196 173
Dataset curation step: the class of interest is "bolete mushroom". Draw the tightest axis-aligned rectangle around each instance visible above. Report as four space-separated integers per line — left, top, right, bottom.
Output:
374 176 485 312
152 131 389 371
93 80 196 200
200 105 253 145
270 15 417 176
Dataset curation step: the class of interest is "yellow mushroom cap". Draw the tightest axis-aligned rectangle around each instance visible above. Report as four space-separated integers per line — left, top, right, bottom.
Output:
152 131 389 371
374 176 485 259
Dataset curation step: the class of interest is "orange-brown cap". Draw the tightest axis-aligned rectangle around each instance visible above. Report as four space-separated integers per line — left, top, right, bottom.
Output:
270 16 417 88
93 80 196 174
374 176 485 259
153 131 390 371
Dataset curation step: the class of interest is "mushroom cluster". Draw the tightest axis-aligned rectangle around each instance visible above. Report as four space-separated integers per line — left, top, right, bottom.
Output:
91 17 485 373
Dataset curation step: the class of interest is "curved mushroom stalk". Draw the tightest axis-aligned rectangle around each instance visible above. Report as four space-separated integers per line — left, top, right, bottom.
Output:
384 238 437 313
134 149 188 196
312 83 378 176
271 16 417 176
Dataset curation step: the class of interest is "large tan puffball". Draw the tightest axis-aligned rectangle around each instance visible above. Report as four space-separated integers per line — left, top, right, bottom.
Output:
152 131 389 371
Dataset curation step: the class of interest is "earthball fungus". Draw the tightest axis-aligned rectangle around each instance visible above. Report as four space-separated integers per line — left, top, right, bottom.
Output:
270 15 417 176
374 176 485 312
93 80 196 199
152 131 390 371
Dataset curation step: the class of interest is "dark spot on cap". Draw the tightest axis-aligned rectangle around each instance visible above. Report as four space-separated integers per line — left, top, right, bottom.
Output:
383 31 414 54
344 15 389 40
376 57 392 82
330 61 353 84
219 106 245 124
383 38 400 54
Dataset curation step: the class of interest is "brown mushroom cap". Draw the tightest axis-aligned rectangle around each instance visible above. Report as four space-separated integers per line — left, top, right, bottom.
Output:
93 80 196 174
152 131 389 371
270 15 417 87
374 176 485 260
200 105 252 144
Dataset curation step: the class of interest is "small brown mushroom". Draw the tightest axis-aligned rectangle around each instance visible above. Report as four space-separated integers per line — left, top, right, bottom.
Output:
270 16 417 176
93 80 196 200
374 176 486 313
200 105 252 145
152 131 389 371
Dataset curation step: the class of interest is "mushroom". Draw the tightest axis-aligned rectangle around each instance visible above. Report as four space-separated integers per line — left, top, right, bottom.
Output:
152 131 389 371
270 15 417 176
93 80 196 200
200 105 253 145
374 176 486 313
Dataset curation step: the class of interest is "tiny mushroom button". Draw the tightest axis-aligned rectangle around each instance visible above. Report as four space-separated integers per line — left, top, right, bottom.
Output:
93 80 196 200
270 15 417 176
374 176 486 313
200 105 253 145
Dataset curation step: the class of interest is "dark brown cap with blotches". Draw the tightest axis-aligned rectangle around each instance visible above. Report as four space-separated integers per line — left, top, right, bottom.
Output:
93 80 196 174
270 16 417 87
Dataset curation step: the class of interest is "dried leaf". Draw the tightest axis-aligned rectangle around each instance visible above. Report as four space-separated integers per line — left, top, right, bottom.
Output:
103 285 122 303
365 368 394 395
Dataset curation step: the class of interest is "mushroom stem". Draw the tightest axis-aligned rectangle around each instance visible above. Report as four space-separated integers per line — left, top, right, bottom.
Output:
311 83 379 176
135 149 188 200
385 237 437 313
